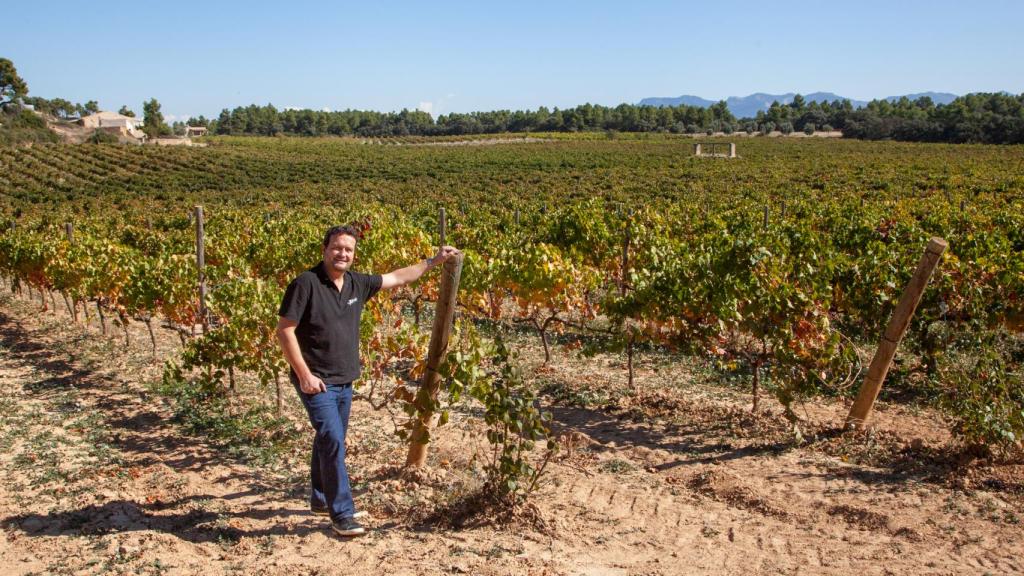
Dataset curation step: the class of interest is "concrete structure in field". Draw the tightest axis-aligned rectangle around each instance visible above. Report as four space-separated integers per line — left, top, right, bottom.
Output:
184 126 208 137
693 142 737 158
79 111 146 141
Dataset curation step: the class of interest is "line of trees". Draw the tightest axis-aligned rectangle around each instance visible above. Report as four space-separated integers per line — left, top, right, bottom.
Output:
749 95 851 135
204 93 1024 144
209 102 738 137
738 93 1024 144
841 93 1024 144
19 96 100 119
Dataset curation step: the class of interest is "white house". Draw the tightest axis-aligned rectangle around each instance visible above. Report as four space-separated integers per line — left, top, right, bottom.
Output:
79 111 146 141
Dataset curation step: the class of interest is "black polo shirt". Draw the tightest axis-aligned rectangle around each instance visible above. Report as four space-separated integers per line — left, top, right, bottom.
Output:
278 262 383 384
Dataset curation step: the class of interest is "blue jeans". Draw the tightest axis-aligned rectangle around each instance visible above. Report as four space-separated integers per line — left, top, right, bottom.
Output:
293 379 355 521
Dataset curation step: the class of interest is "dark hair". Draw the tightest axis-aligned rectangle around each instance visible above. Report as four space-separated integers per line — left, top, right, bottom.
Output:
322 224 360 247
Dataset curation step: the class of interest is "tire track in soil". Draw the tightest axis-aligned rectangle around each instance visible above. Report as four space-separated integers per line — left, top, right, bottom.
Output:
536 432 1024 576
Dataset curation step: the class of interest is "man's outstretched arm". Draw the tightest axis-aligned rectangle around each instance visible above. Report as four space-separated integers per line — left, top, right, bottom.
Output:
380 246 460 290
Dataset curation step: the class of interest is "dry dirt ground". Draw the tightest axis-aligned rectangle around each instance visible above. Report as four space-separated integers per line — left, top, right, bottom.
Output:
44 119 92 145
0 290 1022 576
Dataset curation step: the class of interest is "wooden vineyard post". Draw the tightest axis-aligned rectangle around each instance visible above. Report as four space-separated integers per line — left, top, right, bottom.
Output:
620 225 630 297
64 223 79 323
621 214 636 391
195 206 208 334
438 207 446 247
274 372 283 416
405 253 464 468
845 237 948 430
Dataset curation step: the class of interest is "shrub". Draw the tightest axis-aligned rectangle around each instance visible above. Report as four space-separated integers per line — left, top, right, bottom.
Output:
0 108 59 145
804 123 816 135
780 122 794 135
938 331 1024 453
822 124 834 133
88 129 120 144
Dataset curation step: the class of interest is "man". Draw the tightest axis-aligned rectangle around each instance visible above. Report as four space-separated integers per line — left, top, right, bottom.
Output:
277 224 459 537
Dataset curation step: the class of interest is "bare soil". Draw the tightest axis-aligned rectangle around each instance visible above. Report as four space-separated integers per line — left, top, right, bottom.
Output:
0 291 1022 576
45 118 92 145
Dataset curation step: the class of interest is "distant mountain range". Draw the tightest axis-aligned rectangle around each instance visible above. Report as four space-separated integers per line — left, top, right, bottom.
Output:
638 92 959 118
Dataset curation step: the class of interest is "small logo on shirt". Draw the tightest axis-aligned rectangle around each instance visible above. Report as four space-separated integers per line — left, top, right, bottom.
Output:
347 298 359 306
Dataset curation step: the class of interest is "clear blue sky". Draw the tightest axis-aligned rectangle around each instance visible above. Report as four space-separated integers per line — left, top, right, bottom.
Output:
5 0 1023 122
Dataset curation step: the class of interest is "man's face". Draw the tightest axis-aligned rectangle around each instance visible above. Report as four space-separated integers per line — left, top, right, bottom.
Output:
323 233 357 273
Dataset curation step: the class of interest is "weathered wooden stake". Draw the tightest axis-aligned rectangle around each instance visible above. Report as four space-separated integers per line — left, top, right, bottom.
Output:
274 373 283 416
61 222 79 322
96 300 107 335
846 237 948 430
621 219 636 390
145 317 157 355
762 205 769 228
405 253 464 468
119 312 130 348
195 206 208 334
438 207 446 247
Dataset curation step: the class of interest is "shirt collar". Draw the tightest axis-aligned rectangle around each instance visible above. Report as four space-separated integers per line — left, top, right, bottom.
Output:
315 262 348 290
